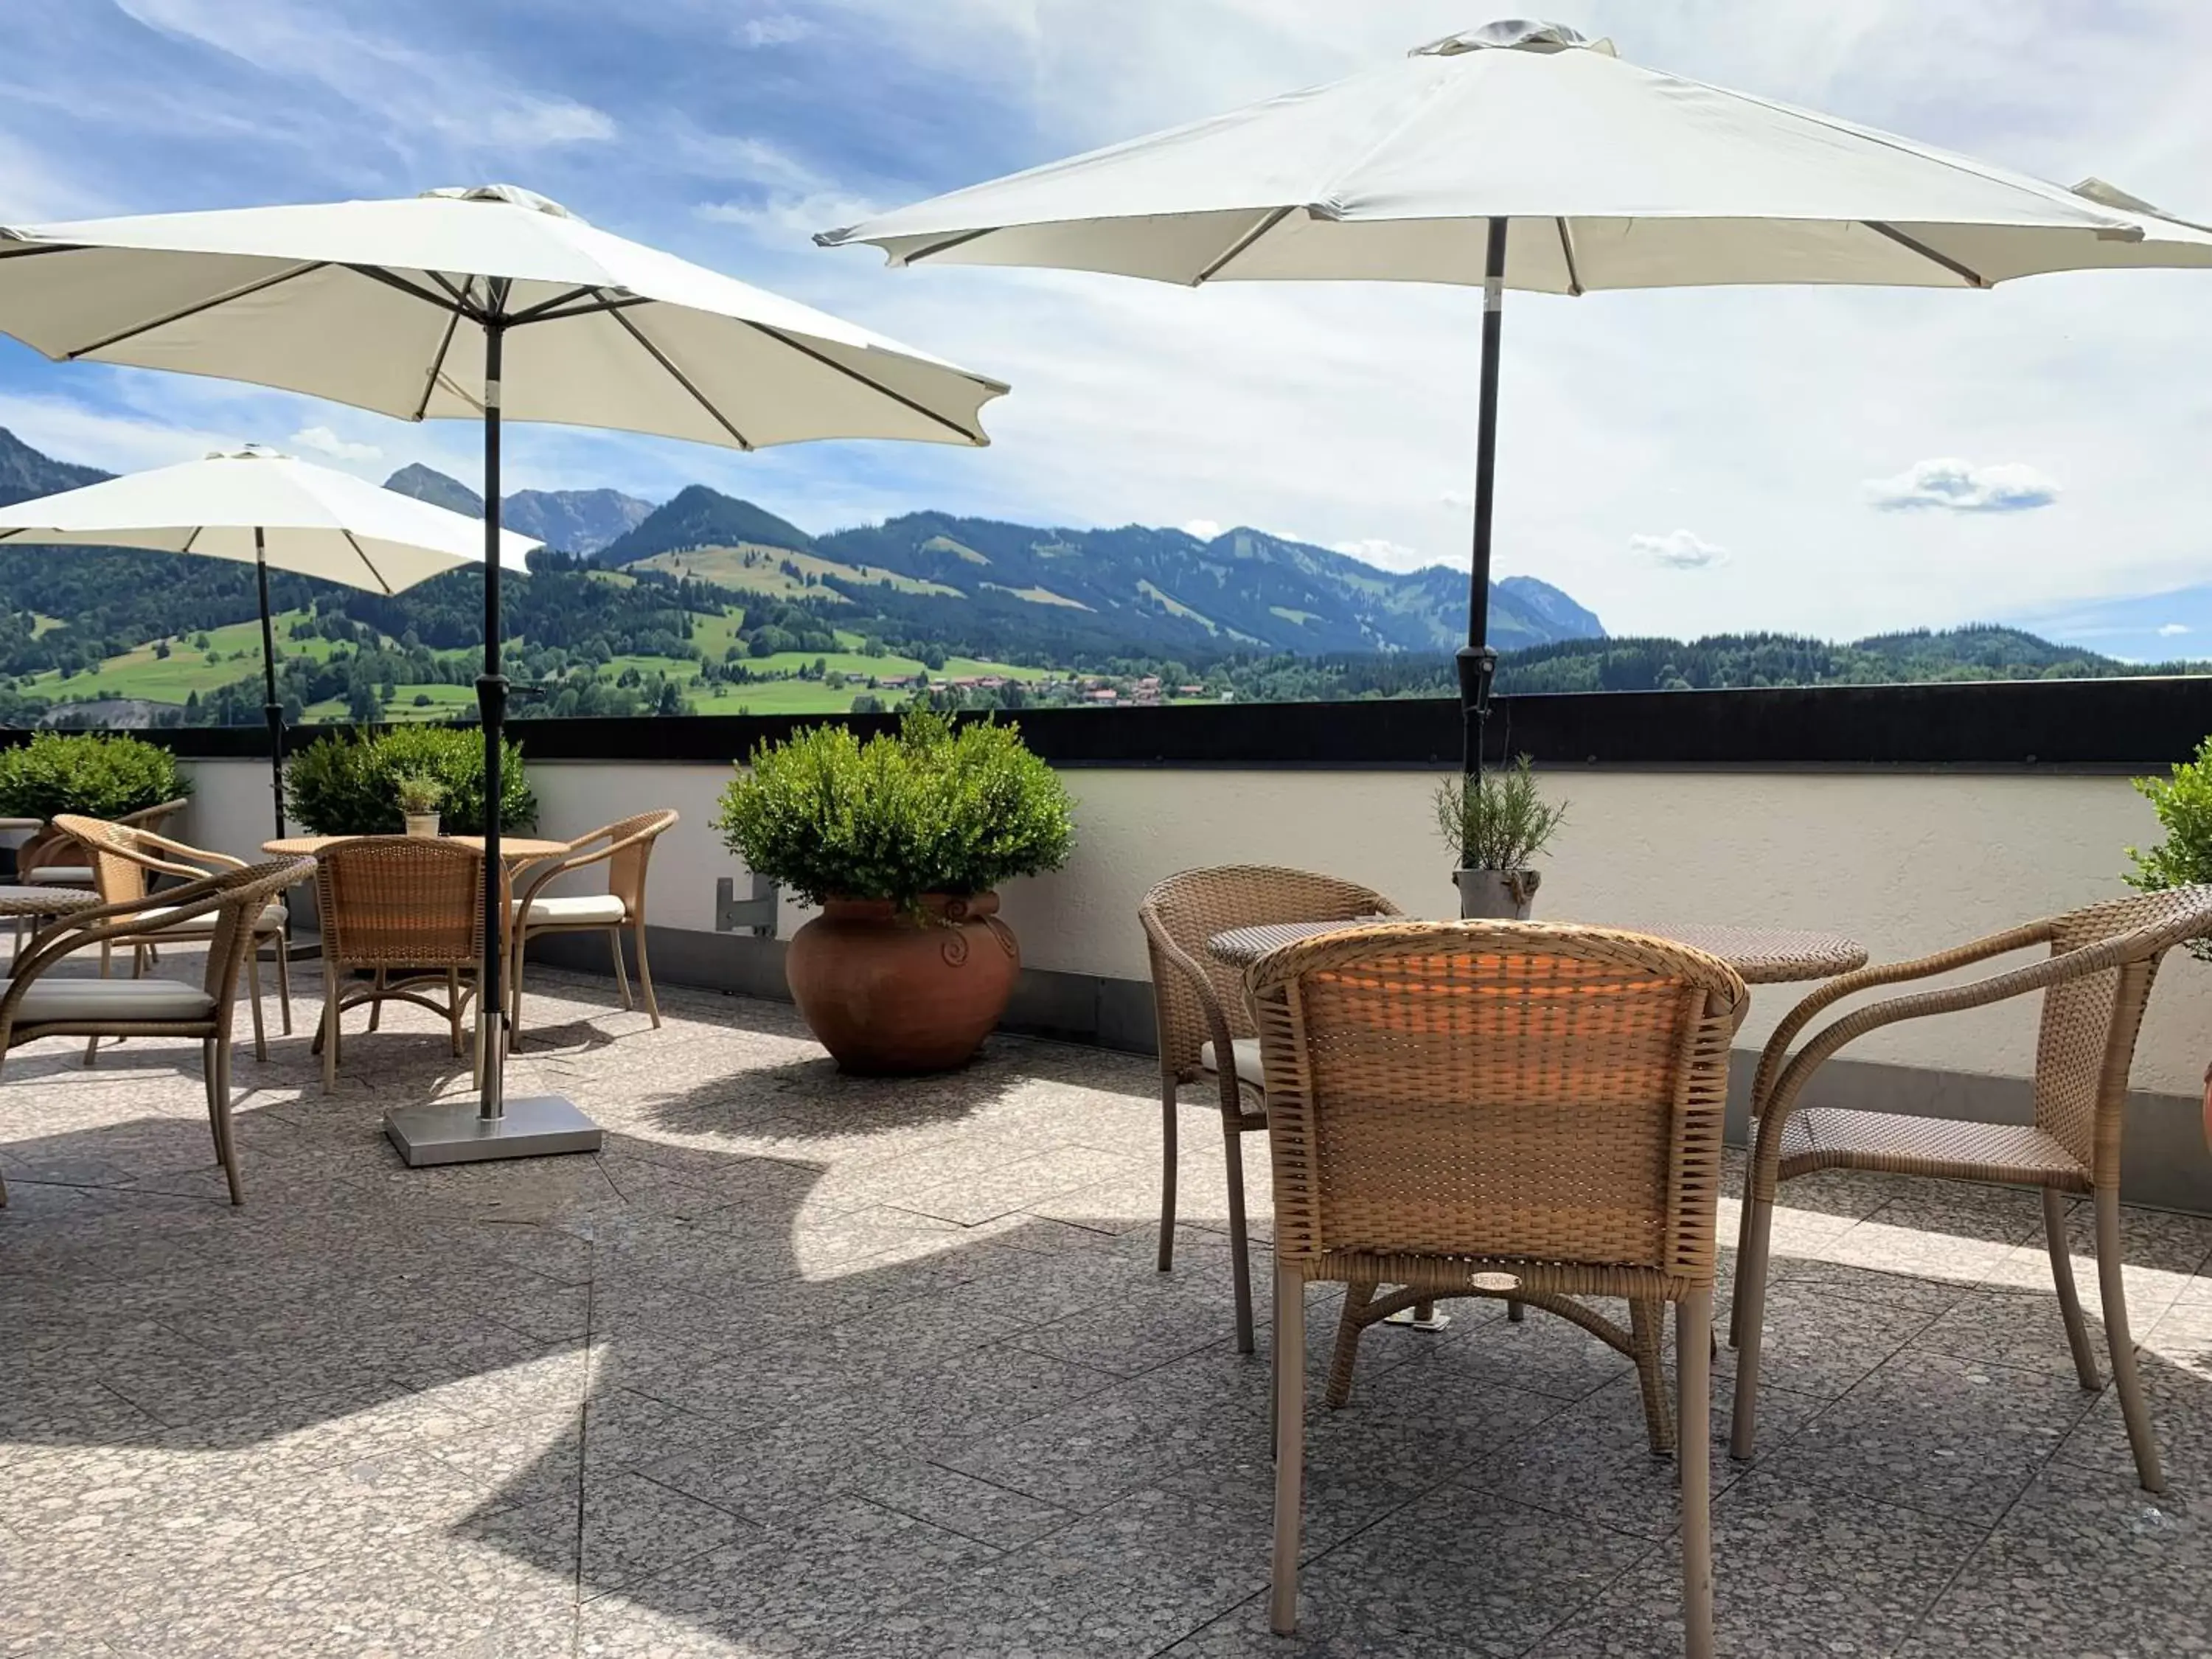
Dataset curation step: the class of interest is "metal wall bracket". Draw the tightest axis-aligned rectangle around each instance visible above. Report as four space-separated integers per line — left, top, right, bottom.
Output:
715 873 779 937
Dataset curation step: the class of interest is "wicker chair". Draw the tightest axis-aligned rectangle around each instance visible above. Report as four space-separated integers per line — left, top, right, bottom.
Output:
1251 920 1745 1655
507 808 678 1046
1138 866 1405 1352
1729 886 2212 1492
16 797 190 891
49 813 291 1060
314 837 486 1093
1 859 312 1207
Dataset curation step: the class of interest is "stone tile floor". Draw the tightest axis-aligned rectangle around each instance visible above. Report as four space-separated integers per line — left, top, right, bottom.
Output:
7 952 2212 1657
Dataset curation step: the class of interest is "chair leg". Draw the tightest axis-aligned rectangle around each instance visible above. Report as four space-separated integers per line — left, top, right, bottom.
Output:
1156 1076 1179 1274
509 929 528 1051
1507 1300 1526 1324
1729 1195 1778 1460
2045 1188 2101 1392
274 930 293 1036
1326 1280 1376 1408
1222 1121 1257 1356
86 939 114 1065
321 968 341 1093
633 920 661 1028
610 926 634 1011
204 1036 242 1206
246 948 267 1062
1270 1262 1307 1638
367 967 385 1031
447 968 464 1057
2093 1186 2166 1494
1729 1159 1758 1347
1678 1290 1716 1659
1630 1298 1675 1455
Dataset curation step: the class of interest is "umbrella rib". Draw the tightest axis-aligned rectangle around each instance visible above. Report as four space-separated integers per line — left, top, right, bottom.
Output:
414 302 466 422
179 526 204 556
741 320 995 443
892 227 996 265
339 528 395 596
604 303 756 451
507 293 655 329
1192 206 1295 287
1555 218 1585 296
345 264 482 320
63 260 328 360
1863 223 1989 288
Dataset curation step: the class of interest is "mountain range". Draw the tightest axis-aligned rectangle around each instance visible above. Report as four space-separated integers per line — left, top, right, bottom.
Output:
383 467 1605 657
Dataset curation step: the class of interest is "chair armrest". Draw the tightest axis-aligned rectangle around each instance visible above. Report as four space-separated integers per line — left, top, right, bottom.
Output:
132 827 246 875
1750 922 2052 1116
1750 914 2198 1190
513 819 672 912
1139 908 1248 1115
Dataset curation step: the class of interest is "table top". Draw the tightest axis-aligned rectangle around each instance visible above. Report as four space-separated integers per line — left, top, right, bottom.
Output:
0 884 102 918
1206 918 1868 985
262 835 572 863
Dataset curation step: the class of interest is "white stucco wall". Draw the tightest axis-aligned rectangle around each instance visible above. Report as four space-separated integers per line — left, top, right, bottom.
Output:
174 757 2211 1097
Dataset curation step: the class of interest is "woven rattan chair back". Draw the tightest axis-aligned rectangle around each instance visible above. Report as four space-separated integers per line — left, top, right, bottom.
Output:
49 814 154 908
2032 888 2207 1178
197 860 302 1004
316 837 484 970
1251 920 1747 1286
1140 866 1402 1083
599 809 677 915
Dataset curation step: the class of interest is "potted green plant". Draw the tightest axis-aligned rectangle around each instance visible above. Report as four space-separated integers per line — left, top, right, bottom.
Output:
286 726 535 836
395 773 446 838
716 711 1075 1072
1433 754 1568 920
2126 735 2212 964
0 731 192 821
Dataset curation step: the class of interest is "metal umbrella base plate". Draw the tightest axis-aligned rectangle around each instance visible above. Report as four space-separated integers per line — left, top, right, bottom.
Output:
383 1095 602 1167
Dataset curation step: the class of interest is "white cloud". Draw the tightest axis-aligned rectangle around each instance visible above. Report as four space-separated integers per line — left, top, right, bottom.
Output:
113 0 615 152
288 425 383 465
1333 538 1429 572
1864 458 2061 513
738 13 814 48
2159 622 2191 636
1182 518 1222 540
1629 529 1730 570
1439 489 1473 511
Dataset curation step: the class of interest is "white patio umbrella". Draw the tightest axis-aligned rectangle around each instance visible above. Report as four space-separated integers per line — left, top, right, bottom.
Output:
0 445 539 838
819 18 2212 779
0 181 1009 1163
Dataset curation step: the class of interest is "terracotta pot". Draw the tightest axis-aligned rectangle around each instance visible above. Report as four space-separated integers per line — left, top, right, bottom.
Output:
785 891 1021 1074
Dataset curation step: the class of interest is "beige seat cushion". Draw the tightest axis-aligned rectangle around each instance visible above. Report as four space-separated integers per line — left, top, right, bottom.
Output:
135 902 288 934
12 979 218 1023
24 866 94 887
512 894 627 926
1198 1037 1262 1085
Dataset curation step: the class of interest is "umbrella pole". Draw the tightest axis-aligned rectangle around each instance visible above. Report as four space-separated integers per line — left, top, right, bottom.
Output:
383 301 599 1167
1456 215 1509 782
253 527 285 838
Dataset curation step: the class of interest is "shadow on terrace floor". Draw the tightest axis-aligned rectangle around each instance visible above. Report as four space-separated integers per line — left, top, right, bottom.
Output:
5 953 2212 1657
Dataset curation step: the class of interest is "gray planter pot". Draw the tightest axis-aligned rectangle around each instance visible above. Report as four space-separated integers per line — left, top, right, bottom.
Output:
1455 867 1540 921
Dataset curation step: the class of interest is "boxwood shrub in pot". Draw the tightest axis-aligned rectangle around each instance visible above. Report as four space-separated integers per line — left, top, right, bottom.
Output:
715 712 1074 1072
0 731 191 821
285 726 535 837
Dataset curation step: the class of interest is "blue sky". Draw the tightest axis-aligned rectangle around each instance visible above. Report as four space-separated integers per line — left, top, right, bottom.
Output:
3 1 2211 646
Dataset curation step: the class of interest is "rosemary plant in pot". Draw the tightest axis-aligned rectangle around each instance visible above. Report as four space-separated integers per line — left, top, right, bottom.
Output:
1435 754 1567 920
396 773 445 838
715 712 1075 1073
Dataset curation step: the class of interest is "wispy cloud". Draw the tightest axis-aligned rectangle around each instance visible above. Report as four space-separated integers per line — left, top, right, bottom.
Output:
2159 622 2191 636
738 13 815 49
1629 529 1730 570
289 425 383 465
1182 518 1222 540
1333 537 1429 572
1864 458 2061 512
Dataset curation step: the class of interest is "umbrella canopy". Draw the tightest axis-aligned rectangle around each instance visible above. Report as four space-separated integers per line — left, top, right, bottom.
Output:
0 445 538 591
818 20 2212 289
0 182 1012 1152
819 18 2212 801
0 184 1008 447
0 446 541 837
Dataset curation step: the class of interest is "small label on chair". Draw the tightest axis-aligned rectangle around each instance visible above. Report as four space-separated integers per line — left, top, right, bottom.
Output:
1469 1270 1521 1293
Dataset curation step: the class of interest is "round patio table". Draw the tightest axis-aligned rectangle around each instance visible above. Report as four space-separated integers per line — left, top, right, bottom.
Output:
1206 919 1867 984
262 835 573 863
0 884 101 920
